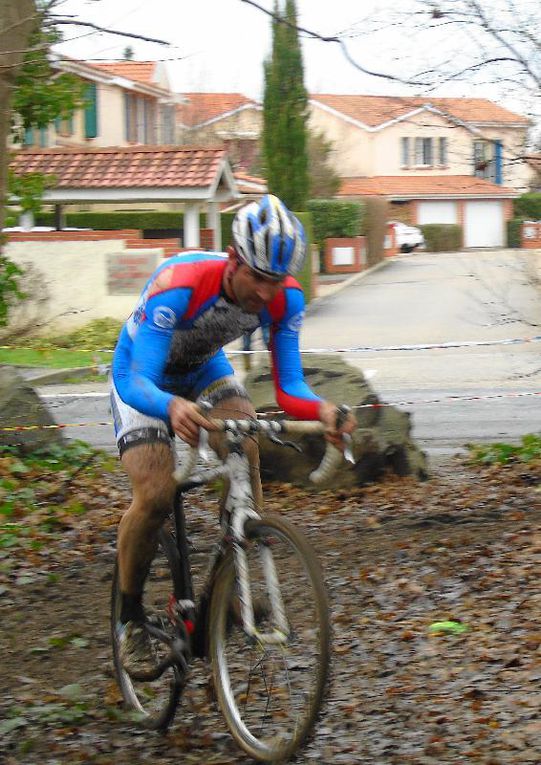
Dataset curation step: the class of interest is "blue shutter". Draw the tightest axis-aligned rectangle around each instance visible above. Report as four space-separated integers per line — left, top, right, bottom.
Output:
23 128 34 146
84 83 98 139
495 140 503 184
39 128 48 147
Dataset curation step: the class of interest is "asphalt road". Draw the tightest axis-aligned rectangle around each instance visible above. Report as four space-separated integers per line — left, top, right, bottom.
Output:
37 250 541 456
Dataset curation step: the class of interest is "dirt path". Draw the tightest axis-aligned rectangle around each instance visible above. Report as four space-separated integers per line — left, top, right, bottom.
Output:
1 457 541 764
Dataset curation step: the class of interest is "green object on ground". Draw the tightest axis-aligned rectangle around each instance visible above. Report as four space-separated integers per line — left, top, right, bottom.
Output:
428 620 468 635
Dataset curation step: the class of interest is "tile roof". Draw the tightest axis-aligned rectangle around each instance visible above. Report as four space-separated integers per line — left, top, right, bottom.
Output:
310 95 529 127
90 61 158 86
338 175 517 197
233 171 267 194
177 93 260 127
12 147 227 189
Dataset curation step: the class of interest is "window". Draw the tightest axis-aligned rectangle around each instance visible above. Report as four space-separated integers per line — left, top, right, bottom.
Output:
414 137 433 166
473 140 496 181
439 137 447 166
55 116 74 137
160 104 176 144
401 137 410 167
125 94 158 144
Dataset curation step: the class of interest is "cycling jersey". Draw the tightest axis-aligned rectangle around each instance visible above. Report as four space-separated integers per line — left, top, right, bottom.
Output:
112 252 321 422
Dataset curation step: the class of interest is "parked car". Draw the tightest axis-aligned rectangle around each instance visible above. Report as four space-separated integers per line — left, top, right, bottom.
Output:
388 221 425 253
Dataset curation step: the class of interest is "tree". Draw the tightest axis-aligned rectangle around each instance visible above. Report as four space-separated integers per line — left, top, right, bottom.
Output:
123 46 135 60
308 131 340 199
262 0 309 210
0 0 37 234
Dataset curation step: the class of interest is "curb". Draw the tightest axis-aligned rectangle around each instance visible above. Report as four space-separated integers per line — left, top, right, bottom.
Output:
23 366 101 387
307 257 393 313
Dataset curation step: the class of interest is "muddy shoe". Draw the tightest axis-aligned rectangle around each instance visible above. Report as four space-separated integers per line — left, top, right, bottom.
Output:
118 621 161 681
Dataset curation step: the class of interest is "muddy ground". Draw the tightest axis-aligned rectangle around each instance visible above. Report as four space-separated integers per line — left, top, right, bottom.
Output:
1 455 541 764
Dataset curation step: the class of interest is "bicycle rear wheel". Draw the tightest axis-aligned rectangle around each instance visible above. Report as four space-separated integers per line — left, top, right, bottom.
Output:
111 529 184 730
209 514 330 762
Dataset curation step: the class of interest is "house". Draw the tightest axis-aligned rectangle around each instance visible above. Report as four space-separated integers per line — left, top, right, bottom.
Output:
19 57 179 150
309 95 531 247
176 93 262 171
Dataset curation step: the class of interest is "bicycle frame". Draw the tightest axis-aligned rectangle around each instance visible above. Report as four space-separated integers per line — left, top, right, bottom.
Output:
170 432 291 655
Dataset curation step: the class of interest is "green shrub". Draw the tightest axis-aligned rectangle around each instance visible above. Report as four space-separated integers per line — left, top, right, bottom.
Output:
514 193 541 221
421 224 462 252
35 211 186 230
364 197 389 266
305 200 365 247
294 211 313 301
507 218 524 248
468 434 541 465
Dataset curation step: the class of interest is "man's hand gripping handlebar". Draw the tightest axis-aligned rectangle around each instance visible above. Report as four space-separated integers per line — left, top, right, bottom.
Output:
173 404 356 486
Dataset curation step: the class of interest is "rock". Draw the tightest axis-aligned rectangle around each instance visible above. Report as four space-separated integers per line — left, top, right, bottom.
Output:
245 354 428 487
0 366 64 451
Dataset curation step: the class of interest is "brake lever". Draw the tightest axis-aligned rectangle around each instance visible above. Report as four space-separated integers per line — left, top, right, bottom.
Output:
336 405 355 464
268 433 303 453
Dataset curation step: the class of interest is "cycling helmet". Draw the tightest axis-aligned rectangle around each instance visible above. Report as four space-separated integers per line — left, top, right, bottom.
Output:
232 194 306 277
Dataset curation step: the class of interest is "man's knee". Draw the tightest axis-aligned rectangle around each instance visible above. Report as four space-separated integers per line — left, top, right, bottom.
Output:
121 441 176 514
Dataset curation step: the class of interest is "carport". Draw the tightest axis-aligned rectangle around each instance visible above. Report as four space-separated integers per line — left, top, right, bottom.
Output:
11 146 240 250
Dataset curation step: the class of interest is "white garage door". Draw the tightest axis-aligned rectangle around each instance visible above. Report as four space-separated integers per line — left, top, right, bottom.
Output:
417 201 458 224
464 201 504 248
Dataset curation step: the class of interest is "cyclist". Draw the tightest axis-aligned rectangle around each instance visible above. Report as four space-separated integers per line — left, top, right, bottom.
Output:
111 194 356 680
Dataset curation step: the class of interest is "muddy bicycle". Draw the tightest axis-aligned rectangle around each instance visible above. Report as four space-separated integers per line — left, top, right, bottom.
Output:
111 406 353 763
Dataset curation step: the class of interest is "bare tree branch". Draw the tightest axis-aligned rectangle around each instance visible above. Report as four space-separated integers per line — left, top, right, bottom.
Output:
238 0 430 86
48 17 170 46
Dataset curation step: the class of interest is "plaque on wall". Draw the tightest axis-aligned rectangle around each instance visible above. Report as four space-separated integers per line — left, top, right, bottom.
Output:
107 252 158 295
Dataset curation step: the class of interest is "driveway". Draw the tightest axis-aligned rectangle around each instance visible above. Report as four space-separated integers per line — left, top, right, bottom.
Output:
302 249 541 454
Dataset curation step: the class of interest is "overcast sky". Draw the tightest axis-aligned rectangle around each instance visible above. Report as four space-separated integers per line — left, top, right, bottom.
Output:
55 0 538 123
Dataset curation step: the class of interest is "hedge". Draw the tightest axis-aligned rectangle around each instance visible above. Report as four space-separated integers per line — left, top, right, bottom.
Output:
36 211 186 230
363 197 388 266
513 193 541 221
305 199 365 247
507 218 523 248
420 224 462 252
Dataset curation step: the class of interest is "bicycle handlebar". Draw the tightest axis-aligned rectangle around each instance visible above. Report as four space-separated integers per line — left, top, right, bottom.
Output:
173 417 352 486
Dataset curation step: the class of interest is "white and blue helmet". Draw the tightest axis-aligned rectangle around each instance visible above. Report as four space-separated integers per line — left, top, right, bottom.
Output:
232 194 306 277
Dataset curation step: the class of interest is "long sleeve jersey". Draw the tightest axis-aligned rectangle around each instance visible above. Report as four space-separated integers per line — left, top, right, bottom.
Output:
112 252 321 422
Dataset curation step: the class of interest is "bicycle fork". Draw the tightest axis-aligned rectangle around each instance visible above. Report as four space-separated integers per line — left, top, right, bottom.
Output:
225 449 290 646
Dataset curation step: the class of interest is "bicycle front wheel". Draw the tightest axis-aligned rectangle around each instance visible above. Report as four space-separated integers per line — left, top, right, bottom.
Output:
209 514 331 762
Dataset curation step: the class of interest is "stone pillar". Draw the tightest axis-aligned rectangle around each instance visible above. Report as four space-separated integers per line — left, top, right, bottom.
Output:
54 204 66 231
183 203 200 248
206 201 221 251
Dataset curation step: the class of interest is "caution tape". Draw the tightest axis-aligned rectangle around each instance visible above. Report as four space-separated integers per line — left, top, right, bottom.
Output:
2 390 541 433
3 333 541 356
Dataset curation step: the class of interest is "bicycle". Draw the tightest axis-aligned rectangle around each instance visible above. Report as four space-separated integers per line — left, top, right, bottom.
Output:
111 406 353 763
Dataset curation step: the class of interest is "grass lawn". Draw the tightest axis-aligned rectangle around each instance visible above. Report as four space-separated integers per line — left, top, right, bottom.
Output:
0 347 112 368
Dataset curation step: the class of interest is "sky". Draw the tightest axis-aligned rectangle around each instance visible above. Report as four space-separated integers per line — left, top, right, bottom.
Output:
55 0 539 124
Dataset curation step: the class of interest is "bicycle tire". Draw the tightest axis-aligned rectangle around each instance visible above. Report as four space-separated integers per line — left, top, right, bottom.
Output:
209 513 331 762
110 528 184 730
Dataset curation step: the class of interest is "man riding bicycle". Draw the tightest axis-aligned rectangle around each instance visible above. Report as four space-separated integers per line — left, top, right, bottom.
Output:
111 194 356 680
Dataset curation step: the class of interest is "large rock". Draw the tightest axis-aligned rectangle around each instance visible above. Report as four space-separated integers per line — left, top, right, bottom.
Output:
245 354 428 487
0 367 64 452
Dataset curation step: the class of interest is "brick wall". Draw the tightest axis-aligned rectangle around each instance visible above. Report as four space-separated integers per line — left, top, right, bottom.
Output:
323 237 367 273
521 221 541 249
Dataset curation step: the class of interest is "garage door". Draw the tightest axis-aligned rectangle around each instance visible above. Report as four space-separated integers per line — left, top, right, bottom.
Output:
464 201 504 248
417 201 458 224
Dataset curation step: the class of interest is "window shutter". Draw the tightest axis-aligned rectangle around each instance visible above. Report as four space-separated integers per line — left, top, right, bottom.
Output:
40 127 48 148
494 140 503 184
23 127 34 146
84 83 98 139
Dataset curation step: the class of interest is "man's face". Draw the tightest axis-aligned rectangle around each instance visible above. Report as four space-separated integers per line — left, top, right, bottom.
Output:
229 259 285 313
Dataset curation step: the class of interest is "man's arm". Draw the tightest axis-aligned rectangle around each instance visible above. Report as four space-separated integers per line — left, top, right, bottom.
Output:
269 284 356 440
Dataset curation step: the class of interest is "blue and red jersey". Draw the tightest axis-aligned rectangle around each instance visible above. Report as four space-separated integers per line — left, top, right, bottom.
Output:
112 252 321 422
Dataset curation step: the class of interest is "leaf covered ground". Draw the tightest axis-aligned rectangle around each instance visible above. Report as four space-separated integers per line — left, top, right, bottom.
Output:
1 449 540 764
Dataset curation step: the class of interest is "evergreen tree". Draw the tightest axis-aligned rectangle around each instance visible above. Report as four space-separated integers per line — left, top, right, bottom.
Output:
263 0 309 210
